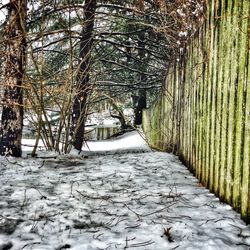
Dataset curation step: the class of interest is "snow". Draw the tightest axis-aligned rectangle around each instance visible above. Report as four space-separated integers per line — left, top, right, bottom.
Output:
85 110 133 127
22 139 45 153
0 131 249 249
81 130 150 155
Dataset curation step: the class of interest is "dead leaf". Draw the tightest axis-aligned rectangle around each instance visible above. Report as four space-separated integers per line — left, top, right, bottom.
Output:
163 227 174 242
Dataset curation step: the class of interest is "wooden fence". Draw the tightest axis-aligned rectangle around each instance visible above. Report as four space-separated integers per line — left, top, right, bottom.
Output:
143 0 250 223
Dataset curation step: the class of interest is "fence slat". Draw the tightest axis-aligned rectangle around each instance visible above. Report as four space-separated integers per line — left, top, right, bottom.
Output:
143 0 250 222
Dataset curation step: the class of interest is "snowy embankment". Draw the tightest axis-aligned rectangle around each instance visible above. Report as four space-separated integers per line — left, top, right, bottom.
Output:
0 132 249 249
81 130 150 155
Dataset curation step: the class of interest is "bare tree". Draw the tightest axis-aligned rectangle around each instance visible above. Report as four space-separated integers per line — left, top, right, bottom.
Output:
0 0 27 157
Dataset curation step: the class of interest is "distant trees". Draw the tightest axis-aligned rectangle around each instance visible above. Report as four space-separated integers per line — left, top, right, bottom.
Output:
93 1 170 125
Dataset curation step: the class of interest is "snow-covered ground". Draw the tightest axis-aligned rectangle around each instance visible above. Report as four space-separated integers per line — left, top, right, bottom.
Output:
0 132 249 249
81 130 149 155
85 109 134 127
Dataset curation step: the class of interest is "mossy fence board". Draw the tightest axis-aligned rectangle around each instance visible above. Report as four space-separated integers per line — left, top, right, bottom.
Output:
142 0 250 223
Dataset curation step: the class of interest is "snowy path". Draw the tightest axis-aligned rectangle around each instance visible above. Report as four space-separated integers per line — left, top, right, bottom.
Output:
0 132 249 249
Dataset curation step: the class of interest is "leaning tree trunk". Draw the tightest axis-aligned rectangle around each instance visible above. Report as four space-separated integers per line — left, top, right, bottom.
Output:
72 0 97 151
0 0 27 157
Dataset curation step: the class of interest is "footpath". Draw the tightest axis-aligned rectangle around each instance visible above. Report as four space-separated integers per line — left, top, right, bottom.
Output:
0 131 249 249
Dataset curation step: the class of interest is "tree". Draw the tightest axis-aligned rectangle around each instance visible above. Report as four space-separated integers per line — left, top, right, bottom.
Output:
24 0 76 154
0 0 27 157
72 0 97 151
134 32 147 125
93 2 169 125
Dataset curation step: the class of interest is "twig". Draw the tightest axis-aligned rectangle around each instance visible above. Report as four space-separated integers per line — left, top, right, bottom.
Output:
142 202 177 217
171 245 180 250
125 224 141 229
21 242 41 249
130 239 154 247
124 204 141 220
20 189 27 210
76 189 111 200
93 233 103 240
124 236 136 249
229 223 250 238
4 157 24 167
38 160 45 169
30 186 47 199
215 217 235 223
70 181 79 197
235 243 250 247
114 216 127 226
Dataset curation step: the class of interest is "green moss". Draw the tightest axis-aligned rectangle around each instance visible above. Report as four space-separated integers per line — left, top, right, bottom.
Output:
142 0 250 223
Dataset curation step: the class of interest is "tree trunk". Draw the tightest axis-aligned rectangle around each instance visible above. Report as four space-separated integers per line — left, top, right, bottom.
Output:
109 100 129 130
0 0 27 157
134 89 147 126
72 0 97 151
134 33 147 126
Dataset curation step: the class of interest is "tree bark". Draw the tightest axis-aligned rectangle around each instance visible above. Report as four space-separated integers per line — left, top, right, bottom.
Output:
134 33 147 126
72 0 97 151
134 89 147 126
0 0 27 157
